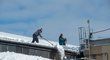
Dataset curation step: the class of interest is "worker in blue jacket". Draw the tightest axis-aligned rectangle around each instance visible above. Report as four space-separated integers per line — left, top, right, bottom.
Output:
32 28 43 43
59 34 67 45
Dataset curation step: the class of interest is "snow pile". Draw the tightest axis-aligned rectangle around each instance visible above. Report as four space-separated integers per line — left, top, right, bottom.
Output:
0 52 51 60
63 45 79 52
55 45 65 60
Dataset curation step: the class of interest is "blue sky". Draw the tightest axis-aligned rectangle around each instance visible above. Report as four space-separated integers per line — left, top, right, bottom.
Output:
0 0 110 45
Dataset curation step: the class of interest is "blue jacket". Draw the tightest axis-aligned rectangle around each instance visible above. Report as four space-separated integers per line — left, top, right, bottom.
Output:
59 36 66 45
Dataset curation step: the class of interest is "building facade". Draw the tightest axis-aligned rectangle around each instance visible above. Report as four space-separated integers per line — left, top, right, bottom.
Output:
84 38 110 60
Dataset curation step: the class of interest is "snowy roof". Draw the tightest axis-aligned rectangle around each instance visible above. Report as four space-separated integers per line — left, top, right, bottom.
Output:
0 32 79 52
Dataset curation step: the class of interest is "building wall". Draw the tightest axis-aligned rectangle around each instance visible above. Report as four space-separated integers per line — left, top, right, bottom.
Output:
102 46 110 60
0 40 78 60
91 46 102 55
0 41 54 59
90 45 110 60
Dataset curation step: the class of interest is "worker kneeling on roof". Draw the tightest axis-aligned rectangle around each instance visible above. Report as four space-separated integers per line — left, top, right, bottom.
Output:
59 34 67 45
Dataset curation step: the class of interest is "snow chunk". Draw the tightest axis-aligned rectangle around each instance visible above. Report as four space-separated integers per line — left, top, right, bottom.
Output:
0 52 51 60
55 45 65 60
63 44 79 52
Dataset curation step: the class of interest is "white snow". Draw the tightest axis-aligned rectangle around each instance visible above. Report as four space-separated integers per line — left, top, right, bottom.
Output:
63 45 79 52
0 51 51 60
55 45 65 60
0 32 54 47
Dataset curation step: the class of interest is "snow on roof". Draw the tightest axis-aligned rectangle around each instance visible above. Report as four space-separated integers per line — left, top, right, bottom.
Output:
0 52 51 60
63 45 79 52
0 32 79 52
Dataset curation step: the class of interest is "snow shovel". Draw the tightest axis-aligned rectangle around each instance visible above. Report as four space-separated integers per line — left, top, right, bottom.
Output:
42 38 54 46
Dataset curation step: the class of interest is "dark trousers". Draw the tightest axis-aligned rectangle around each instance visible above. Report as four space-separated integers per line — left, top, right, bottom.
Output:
32 34 39 43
